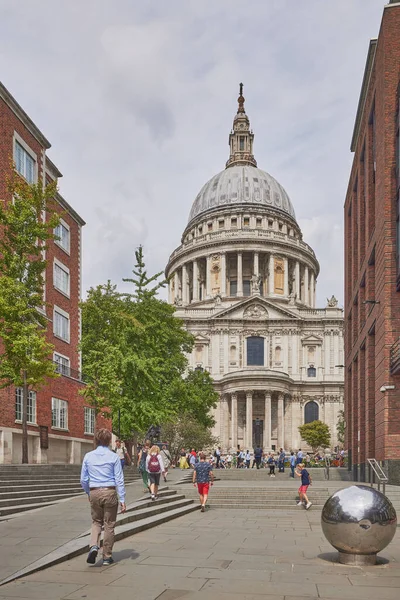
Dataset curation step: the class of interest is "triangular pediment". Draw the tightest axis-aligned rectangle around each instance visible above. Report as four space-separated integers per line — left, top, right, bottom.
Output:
301 334 323 345
212 296 300 321
193 333 210 344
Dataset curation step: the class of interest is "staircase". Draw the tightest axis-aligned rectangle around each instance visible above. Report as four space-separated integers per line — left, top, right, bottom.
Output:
213 467 353 481
0 465 139 518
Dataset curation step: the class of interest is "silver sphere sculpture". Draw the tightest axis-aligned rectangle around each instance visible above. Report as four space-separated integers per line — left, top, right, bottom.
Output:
321 485 397 565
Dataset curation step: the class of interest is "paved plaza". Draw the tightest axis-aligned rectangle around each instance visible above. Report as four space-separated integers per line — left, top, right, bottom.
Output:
0 473 399 600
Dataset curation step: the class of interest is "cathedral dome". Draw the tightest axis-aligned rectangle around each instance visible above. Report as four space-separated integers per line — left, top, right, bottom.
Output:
188 165 296 224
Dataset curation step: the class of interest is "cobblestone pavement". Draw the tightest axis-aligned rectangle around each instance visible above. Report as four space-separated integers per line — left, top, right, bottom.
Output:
0 506 399 600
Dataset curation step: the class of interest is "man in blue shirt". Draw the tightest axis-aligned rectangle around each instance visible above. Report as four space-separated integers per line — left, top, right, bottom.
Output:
289 451 296 478
80 428 126 565
193 452 214 512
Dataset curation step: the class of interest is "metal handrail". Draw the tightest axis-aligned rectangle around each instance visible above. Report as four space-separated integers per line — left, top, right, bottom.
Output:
367 458 388 495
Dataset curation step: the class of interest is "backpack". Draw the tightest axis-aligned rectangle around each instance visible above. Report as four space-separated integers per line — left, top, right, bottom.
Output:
149 454 160 473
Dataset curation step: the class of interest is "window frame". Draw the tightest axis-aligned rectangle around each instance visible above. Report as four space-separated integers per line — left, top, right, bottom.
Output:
54 219 71 255
53 258 70 297
307 366 317 378
304 401 319 423
53 306 70 343
84 407 95 435
15 388 37 425
51 397 68 430
13 133 37 184
246 336 265 366
54 352 71 376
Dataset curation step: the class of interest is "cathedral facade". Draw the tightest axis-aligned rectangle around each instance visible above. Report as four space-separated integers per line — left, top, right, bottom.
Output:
165 87 344 452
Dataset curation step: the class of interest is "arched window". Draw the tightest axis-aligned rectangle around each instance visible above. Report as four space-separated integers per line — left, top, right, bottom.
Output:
307 366 316 377
247 337 264 366
304 401 319 423
274 346 281 362
230 345 236 362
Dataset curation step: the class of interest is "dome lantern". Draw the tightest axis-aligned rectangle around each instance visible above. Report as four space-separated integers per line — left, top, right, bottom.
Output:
226 83 257 169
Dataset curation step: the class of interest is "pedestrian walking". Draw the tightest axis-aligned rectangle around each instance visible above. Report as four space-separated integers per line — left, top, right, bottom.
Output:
296 448 303 465
214 446 221 468
189 452 197 469
179 448 188 470
253 446 263 469
289 451 296 478
138 439 151 493
80 428 126 566
160 445 171 482
295 463 312 509
278 448 285 472
114 439 129 469
146 445 166 501
245 450 251 469
267 453 275 477
193 452 214 512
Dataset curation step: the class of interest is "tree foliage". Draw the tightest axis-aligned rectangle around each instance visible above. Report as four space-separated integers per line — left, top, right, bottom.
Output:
0 172 61 462
162 418 218 463
298 420 331 453
336 409 345 446
80 246 218 439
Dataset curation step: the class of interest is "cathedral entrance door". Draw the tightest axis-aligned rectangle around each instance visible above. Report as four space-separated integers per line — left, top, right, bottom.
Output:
253 419 264 448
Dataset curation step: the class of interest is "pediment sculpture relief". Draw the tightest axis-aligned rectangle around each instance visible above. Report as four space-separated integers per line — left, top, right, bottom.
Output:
244 304 267 319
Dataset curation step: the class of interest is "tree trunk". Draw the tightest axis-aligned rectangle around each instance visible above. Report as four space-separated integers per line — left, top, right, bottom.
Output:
22 370 28 464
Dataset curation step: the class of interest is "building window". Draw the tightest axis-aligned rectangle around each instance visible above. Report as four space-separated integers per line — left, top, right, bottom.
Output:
307 366 317 377
14 141 35 183
54 308 70 342
256 218 262 227
304 401 319 423
198 226 203 235
54 261 70 296
54 353 70 376
268 220 273 227
231 218 237 227
207 222 213 231
243 280 251 296
54 221 70 253
84 407 95 435
230 280 237 296
219 219 225 229
243 217 250 227
15 388 36 424
247 336 264 366
52 398 68 429
239 136 245 151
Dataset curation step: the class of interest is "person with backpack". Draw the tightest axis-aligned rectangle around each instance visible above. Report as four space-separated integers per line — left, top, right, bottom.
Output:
138 439 151 493
146 445 166 501
267 453 276 477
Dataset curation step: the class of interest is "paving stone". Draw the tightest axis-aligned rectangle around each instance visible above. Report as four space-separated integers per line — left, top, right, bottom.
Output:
0 580 84 598
317 584 400 599
201 578 318 596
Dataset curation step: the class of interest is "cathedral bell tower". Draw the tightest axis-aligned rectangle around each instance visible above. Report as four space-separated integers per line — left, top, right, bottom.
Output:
225 83 257 169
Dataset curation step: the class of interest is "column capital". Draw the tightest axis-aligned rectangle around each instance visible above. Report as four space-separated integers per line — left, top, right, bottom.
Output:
277 391 285 401
245 390 253 399
231 392 238 401
264 391 272 399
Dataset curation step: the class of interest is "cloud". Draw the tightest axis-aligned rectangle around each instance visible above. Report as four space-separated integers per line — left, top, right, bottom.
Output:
0 0 385 306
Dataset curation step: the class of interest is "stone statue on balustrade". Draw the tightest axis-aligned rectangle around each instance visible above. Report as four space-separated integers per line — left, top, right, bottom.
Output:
251 274 261 295
326 295 338 308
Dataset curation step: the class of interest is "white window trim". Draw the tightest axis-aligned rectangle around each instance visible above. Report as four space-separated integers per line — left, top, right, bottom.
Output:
13 131 38 183
15 388 37 425
54 218 71 255
53 305 70 344
53 258 70 298
84 407 96 436
51 397 69 431
53 351 71 376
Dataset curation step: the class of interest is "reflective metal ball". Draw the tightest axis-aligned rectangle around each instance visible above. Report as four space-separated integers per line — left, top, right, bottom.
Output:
321 485 397 565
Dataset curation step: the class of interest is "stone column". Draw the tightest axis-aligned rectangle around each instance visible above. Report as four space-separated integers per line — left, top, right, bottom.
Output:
222 394 229 451
277 392 285 449
206 255 211 298
310 271 315 308
284 257 289 296
231 393 238 450
269 254 274 295
182 264 188 305
304 266 309 306
253 252 259 276
237 252 243 296
192 259 199 302
221 252 227 297
264 392 271 450
174 271 179 303
246 391 253 449
295 261 300 299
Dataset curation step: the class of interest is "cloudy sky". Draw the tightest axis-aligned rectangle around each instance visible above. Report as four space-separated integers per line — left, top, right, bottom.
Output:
0 0 385 306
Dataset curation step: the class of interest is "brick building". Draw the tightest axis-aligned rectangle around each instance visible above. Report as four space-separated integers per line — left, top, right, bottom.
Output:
344 1 400 483
0 82 103 463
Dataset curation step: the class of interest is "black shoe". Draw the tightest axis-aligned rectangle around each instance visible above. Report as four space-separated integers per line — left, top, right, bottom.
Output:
103 556 114 566
201 505 205 512
86 545 99 564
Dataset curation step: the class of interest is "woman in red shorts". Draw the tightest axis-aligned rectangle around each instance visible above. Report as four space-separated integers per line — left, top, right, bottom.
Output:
295 463 312 509
193 452 214 512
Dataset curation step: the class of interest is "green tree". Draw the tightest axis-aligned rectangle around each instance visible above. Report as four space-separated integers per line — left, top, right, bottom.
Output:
162 418 218 464
336 409 345 446
298 420 331 453
0 172 60 463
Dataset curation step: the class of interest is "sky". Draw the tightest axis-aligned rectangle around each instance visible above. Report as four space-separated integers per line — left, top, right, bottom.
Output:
0 0 386 307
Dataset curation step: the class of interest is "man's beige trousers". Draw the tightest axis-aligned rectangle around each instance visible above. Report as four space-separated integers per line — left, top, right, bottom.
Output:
89 488 118 558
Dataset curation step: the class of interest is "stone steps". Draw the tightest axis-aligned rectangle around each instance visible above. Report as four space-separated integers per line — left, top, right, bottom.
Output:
0 487 84 501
